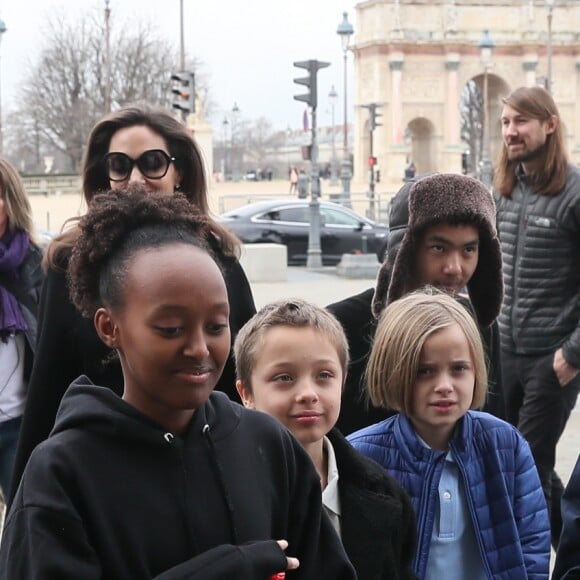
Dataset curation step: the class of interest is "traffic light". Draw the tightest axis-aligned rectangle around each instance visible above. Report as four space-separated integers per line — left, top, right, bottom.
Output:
293 60 330 111
371 104 383 130
368 156 377 167
170 71 195 115
362 103 383 131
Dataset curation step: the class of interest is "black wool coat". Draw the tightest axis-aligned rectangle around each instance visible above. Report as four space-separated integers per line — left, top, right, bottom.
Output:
328 428 417 580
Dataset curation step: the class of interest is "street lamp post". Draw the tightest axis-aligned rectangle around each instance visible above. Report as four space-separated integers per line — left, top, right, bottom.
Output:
231 102 240 181
179 0 185 71
222 116 229 180
0 18 7 156
479 30 494 190
337 12 354 204
328 85 338 186
546 0 555 93
104 0 112 113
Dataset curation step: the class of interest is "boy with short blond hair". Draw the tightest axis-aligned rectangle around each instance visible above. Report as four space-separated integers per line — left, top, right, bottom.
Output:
234 299 417 580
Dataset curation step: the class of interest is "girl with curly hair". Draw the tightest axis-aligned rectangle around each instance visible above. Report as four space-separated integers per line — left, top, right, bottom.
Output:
0 189 355 579
10 105 256 504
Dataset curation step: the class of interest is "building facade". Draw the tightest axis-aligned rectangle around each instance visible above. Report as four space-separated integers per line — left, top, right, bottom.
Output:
353 0 580 189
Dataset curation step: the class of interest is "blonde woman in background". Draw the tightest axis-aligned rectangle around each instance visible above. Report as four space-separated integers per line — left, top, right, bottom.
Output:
0 158 42 501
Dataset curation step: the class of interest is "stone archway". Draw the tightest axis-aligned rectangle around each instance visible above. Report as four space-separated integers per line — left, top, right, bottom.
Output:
461 73 510 174
353 0 580 191
473 73 511 165
406 117 436 175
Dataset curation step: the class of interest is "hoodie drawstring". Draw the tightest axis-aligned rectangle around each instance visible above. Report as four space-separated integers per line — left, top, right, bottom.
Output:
201 423 239 544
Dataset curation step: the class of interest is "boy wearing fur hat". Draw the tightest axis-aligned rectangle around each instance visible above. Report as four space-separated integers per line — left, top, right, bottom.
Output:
328 173 504 435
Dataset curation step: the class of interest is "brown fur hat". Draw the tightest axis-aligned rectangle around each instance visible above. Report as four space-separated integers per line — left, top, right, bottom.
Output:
372 173 503 328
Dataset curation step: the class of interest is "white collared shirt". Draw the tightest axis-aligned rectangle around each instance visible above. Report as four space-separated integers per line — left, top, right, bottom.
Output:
321 436 341 537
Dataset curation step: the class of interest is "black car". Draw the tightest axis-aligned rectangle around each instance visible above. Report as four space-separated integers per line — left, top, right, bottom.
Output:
219 199 388 265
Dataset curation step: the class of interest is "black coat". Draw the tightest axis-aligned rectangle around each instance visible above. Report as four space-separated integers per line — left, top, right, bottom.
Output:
327 289 392 435
495 165 580 365
552 454 580 580
327 428 417 580
2 381 355 579
9 250 256 506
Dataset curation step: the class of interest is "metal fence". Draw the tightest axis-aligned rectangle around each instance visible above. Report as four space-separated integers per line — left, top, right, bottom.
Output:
22 174 81 196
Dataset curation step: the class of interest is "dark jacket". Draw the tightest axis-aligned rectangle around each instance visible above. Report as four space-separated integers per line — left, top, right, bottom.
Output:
9 250 256 506
552 454 580 579
327 428 417 580
327 289 393 434
348 412 551 579
495 164 580 365
2 379 355 579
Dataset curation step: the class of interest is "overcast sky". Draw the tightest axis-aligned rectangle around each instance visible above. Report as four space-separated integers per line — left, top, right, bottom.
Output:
0 0 357 131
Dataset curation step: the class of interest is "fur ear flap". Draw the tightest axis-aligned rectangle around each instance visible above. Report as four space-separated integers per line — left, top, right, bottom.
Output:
94 308 119 349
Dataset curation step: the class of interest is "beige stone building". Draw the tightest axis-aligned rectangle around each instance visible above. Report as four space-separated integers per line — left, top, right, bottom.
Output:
353 0 580 189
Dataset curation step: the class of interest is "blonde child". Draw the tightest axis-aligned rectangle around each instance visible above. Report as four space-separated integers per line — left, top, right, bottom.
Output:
348 290 550 579
234 299 417 580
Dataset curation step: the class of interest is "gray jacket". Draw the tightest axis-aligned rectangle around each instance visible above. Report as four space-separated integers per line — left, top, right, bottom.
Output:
495 164 580 365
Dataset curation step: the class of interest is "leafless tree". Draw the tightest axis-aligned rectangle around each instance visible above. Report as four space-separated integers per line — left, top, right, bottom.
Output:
237 117 284 171
6 7 211 171
460 79 484 176
3 109 48 174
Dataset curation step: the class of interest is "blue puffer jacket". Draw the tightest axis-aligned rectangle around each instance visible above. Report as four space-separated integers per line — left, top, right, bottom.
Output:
348 411 550 579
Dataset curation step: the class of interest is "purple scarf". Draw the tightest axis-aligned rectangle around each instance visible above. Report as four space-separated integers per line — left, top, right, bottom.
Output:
0 229 30 334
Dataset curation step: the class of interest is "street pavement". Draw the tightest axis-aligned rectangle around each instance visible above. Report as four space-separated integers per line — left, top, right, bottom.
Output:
254 266 580 488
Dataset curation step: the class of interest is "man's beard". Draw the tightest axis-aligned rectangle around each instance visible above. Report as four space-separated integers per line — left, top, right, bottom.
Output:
507 141 547 164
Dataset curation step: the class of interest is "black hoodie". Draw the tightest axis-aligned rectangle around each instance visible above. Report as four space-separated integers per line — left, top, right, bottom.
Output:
1 378 355 580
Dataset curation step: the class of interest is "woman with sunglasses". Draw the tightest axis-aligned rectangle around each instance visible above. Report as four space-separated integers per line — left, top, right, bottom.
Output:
8 105 257 505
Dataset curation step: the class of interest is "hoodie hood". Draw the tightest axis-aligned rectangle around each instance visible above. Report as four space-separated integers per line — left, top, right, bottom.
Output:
52 376 243 446
372 173 503 328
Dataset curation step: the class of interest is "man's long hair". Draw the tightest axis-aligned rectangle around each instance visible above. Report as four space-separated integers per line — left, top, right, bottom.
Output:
494 86 569 197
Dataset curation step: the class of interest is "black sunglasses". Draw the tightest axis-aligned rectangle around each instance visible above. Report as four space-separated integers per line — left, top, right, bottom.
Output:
104 149 176 181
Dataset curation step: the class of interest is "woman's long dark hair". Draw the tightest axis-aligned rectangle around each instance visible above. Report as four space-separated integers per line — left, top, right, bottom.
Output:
46 104 238 270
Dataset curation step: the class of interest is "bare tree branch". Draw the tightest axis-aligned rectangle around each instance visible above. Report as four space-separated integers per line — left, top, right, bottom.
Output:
5 6 211 172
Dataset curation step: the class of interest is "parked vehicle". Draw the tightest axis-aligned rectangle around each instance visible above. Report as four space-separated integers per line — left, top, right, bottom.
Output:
219 199 388 265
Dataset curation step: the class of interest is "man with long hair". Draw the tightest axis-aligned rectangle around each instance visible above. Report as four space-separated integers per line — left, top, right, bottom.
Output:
495 86 580 549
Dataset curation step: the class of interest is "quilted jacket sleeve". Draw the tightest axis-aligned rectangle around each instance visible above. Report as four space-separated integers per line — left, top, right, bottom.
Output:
512 432 551 578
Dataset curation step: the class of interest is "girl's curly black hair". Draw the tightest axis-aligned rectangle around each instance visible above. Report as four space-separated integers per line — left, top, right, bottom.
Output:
68 187 216 318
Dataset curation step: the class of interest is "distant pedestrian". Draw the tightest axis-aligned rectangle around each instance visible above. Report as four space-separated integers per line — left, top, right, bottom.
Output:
495 86 580 549
349 290 551 579
404 161 416 181
289 167 298 194
0 158 43 501
297 168 308 199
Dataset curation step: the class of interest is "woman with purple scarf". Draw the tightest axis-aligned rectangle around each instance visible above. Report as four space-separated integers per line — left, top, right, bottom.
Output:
0 158 42 501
